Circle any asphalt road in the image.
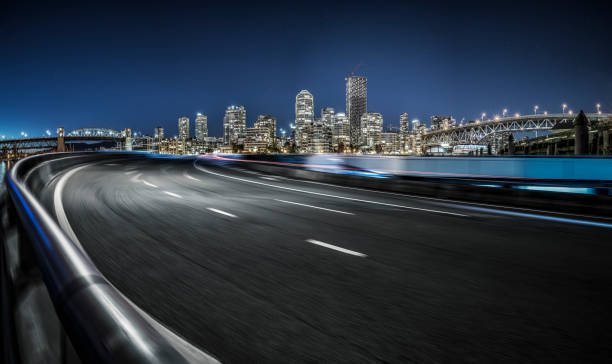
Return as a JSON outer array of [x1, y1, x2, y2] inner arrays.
[[37, 155, 612, 363]]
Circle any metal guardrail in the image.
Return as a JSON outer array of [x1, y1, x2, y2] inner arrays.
[[1, 154, 192, 363]]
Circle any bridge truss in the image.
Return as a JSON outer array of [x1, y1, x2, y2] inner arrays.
[[422, 113, 611, 148]]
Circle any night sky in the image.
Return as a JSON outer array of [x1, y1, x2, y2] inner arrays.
[[1, 1, 611, 138]]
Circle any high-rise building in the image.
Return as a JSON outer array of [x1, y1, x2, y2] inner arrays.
[[295, 90, 314, 150], [223, 105, 246, 145], [346, 75, 367, 147], [332, 112, 350, 151], [254, 114, 276, 140], [309, 118, 331, 153], [178, 117, 190, 139], [399, 113, 410, 153], [195, 113, 208, 141], [430, 116, 456, 131], [414, 124, 427, 155], [400, 113, 410, 133], [321, 107, 335, 127], [382, 132, 400, 154], [154, 126, 164, 141], [244, 115, 277, 153], [360, 112, 383, 152]]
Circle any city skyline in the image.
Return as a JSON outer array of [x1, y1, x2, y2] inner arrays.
[[2, 1, 612, 138]]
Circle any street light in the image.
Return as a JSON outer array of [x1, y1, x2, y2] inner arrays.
[[481, 112, 486, 122], [494, 115, 500, 121], [503, 108, 508, 117], [544, 111, 548, 115], [46, 130, 51, 136], [534, 105, 539, 115], [569, 110, 574, 116], [515, 113, 520, 118], [562, 103, 567, 114], [596, 103, 601, 114]]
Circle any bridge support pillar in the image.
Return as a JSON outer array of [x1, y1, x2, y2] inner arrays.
[[574, 111, 588, 155], [57, 127, 65, 152]]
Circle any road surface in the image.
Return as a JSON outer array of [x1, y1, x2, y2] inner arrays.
[[36, 155, 612, 363]]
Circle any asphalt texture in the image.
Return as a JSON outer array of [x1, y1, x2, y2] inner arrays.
[[36, 155, 612, 363]]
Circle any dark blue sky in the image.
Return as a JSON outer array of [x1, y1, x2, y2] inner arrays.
[[1, 1, 611, 138]]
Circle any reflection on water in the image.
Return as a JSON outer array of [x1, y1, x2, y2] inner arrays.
[[0, 162, 5, 186]]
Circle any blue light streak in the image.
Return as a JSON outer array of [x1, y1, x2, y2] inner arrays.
[[458, 204, 612, 229]]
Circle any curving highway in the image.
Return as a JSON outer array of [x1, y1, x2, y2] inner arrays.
[[35, 154, 612, 363]]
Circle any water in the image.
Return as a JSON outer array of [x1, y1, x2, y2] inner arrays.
[[0, 161, 5, 183]]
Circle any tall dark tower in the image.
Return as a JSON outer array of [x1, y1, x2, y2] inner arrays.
[[345, 76, 367, 148], [573, 110, 589, 155]]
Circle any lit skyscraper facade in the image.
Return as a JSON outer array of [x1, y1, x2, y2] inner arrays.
[[321, 107, 335, 127], [360, 112, 383, 152], [332, 112, 350, 150], [382, 132, 400, 154], [400, 113, 410, 133], [154, 126, 164, 141], [430, 116, 456, 131], [178, 116, 190, 139], [295, 90, 314, 150], [309, 118, 331, 153], [399, 113, 410, 153], [223, 105, 246, 145], [346, 76, 367, 148], [254, 114, 276, 140], [195, 113, 208, 141]]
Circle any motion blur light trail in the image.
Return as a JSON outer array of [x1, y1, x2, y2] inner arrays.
[[28, 154, 612, 363]]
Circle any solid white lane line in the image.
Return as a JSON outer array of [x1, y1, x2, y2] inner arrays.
[[185, 173, 200, 181], [142, 180, 158, 188], [163, 191, 183, 198], [260, 176, 278, 181], [207, 208, 237, 218], [54, 165, 91, 250], [195, 164, 467, 217], [124, 170, 138, 175], [305, 239, 367, 258], [105, 163, 119, 166], [275, 199, 354, 215]]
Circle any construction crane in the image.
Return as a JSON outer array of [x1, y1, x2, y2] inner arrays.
[[346, 62, 364, 78]]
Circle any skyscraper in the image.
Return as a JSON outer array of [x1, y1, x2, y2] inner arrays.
[[154, 126, 164, 141], [399, 113, 410, 133], [360, 112, 383, 152], [399, 113, 409, 153], [332, 112, 350, 151], [244, 115, 277, 152], [223, 105, 246, 145], [254, 114, 276, 141], [430, 116, 456, 131], [178, 117, 190, 139], [295, 90, 314, 150], [346, 75, 367, 148], [309, 118, 331, 153], [321, 107, 335, 127], [195, 113, 208, 141]]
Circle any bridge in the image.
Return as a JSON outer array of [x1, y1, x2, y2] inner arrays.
[[2, 152, 612, 363], [422, 113, 612, 148], [0, 127, 124, 161]]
